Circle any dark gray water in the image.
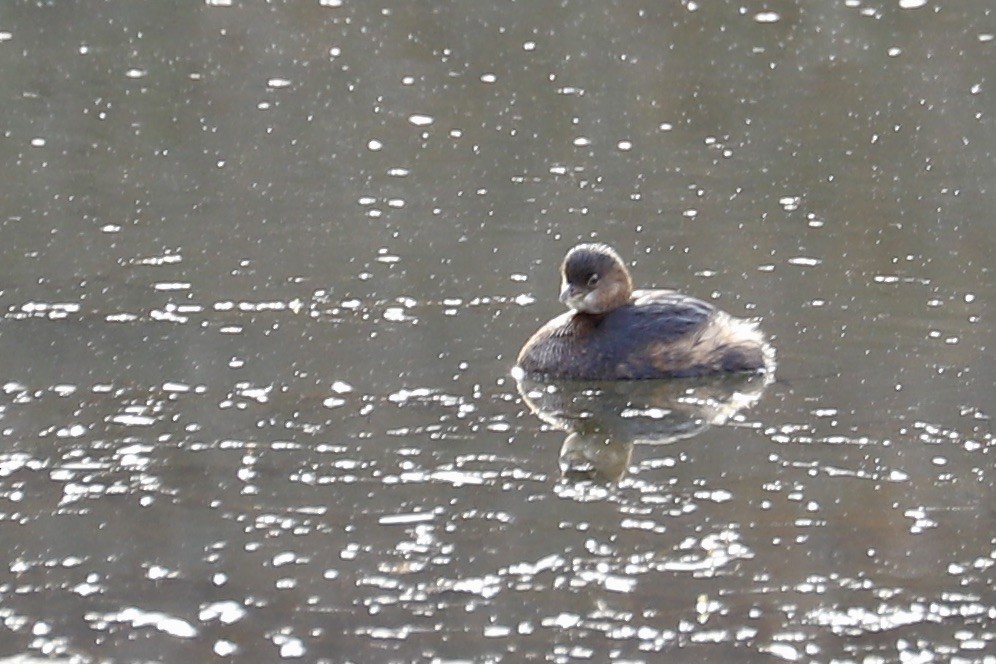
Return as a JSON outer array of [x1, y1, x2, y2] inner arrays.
[[1, 1, 993, 661]]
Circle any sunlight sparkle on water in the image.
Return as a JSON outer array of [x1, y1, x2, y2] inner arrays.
[[408, 114, 434, 126], [89, 608, 197, 639], [199, 601, 246, 625], [787, 256, 821, 267]]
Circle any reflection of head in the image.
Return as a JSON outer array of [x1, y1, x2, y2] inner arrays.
[[559, 431, 632, 483]]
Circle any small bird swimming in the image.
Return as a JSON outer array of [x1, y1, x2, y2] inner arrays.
[[516, 243, 774, 380]]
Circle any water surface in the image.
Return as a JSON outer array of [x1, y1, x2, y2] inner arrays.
[[1, 0, 993, 661]]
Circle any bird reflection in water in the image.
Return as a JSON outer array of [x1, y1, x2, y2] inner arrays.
[[515, 370, 773, 483]]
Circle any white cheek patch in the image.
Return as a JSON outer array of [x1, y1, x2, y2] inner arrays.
[[582, 291, 601, 312], [565, 295, 585, 311]]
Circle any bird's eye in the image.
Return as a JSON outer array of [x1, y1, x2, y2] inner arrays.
[[587, 274, 599, 287]]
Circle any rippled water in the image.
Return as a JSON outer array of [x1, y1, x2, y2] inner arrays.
[[1, 0, 993, 662]]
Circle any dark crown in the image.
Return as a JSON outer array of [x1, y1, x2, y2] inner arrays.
[[562, 244, 622, 286]]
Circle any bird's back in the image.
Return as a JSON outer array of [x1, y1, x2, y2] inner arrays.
[[517, 289, 771, 380]]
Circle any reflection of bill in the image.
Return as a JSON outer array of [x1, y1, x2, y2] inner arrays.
[[515, 371, 772, 482]]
